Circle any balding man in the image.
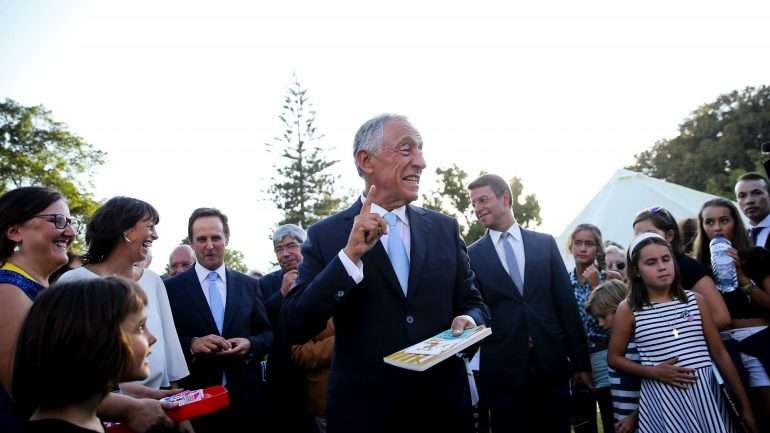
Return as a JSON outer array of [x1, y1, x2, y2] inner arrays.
[[167, 245, 196, 278]]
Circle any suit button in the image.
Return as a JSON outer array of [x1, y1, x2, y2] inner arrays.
[[405, 315, 414, 324], [336, 290, 345, 298]]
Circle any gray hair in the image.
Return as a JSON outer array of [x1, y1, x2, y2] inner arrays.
[[272, 224, 306, 244], [352, 113, 411, 177]]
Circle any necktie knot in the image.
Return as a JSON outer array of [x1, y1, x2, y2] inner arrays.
[[207, 271, 217, 282], [384, 212, 398, 228]]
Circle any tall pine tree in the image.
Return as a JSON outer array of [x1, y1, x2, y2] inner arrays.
[[266, 75, 341, 228]]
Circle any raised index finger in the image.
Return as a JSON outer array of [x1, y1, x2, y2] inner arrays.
[[361, 185, 377, 215]]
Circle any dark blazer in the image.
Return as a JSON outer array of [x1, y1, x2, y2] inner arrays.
[[259, 270, 284, 326], [165, 266, 273, 425], [468, 229, 590, 406], [260, 270, 316, 432], [282, 201, 490, 433]]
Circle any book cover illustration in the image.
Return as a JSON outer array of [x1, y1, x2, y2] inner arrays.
[[384, 326, 491, 371]]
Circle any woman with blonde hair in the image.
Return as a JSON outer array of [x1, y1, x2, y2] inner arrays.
[[567, 223, 614, 433]]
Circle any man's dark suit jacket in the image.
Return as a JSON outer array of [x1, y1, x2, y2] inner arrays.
[[259, 270, 316, 433], [468, 228, 590, 407], [282, 201, 490, 433], [165, 266, 273, 429]]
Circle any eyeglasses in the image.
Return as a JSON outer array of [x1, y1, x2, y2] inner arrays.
[[33, 214, 82, 233], [608, 262, 626, 271]]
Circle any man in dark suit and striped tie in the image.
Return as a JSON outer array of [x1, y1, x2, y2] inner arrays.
[[735, 172, 770, 249], [467, 174, 592, 433]]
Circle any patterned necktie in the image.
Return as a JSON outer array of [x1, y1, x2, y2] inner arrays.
[[384, 212, 409, 295], [207, 271, 225, 333], [501, 232, 524, 294], [749, 227, 763, 246]]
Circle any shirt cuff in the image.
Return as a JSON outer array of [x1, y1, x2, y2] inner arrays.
[[338, 249, 364, 284]]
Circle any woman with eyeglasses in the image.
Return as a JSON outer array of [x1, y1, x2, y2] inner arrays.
[[692, 198, 770, 431], [58, 196, 191, 432], [632, 206, 731, 329], [0, 187, 78, 433], [566, 224, 619, 433]]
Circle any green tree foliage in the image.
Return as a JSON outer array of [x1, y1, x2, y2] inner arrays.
[[266, 76, 341, 228], [0, 98, 105, 217], [422, 165, 542, 244], [223, 249, 249, 273], [1, 98, 106, 252], [629, 86, 770, 198]]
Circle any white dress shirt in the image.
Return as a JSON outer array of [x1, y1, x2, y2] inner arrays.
[[195, 262, 227, 309], [339, 195, 411, 284], [488, 223, 526, 284], [749, 213, 770, 247]]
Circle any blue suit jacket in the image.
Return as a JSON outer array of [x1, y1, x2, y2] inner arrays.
[[282, 201, 489, 432], [468, 229, 590, 406], [165, 267, 272, 409]]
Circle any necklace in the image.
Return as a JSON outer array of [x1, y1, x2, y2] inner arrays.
[[650, 297, 682, 339]]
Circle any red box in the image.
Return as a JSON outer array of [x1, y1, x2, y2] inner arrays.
[[106, 386, 229, 433]]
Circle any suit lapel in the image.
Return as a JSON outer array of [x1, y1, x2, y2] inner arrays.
[[480, 231, 523, 300], [186, 269, 219, 334], [406, 205, 429, 299]]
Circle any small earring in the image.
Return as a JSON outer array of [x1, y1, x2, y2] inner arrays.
[[13, 243, 20, 252], [123, 233, 133, 244]]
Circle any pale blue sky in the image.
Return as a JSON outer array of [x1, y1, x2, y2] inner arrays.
[[2, 0, 769, 273]]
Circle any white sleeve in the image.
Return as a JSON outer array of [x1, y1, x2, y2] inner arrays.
[[337, 249, 364, 284], [154, 274, 190, 382]]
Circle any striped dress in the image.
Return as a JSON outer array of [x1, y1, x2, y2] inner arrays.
[[633, 291, 733, 433], [608, 340, 641, 423]]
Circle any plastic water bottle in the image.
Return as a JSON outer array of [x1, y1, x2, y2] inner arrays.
[[710, 235, 737, 293]]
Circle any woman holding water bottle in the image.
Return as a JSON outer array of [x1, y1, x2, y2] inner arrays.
[[632, 207, 732, 329], [693, 197, 770, 431]]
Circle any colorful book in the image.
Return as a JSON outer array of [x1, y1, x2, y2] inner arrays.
[[384, 326, 492, 372]]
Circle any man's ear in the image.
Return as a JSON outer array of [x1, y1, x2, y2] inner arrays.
[[355, 150, 374, 176], [503, 192, 512, 208]]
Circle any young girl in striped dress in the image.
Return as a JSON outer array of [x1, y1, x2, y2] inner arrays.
[[607, 233, 757, 433]]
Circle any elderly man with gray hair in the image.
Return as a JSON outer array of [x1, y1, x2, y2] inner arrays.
[[261, 224, 331, 433], [282, 114, 488, 433]]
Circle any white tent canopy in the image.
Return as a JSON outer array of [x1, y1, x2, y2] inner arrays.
[[556, 169, 732, 267]]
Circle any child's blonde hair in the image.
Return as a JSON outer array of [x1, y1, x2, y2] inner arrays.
[[585, 279, 628, 317]]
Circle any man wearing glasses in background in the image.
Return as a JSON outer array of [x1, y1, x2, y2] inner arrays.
[[261, 224, 331, 433]]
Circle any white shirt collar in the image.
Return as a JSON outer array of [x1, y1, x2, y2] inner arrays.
[[359, 194, 409, 226], [751, 213, 770, 229], [489, 223, 522, 244], [195, 262, 226, 284]]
